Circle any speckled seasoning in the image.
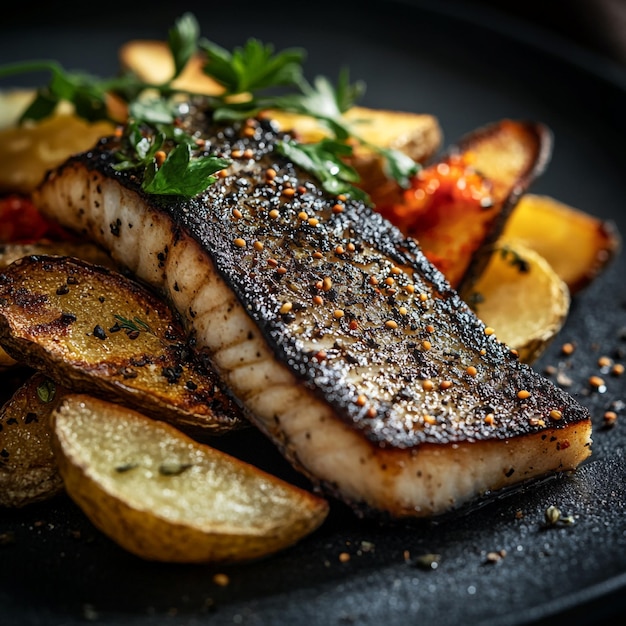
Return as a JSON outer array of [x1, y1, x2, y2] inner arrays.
[[32, 102, 592, 519]]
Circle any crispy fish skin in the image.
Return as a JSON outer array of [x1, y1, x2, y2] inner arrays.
[[33, 108, 592, 517]]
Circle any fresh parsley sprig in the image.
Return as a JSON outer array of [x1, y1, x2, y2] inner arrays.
[[207, 68, 418, 199], [271, 73, 419, 190], [113, 119, 231, 197], [0, 61, 125, 123], [199, 37, 306, 95], [0, 11, 420, 200], [276, 139, 368, 201], [143, 144, 230, 197]]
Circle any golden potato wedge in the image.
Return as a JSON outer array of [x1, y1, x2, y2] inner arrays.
[[0, 255, 244, 435], [0, 241, 116, 370], [51, 394, 329, 563], [263, 106, 442, 172], [0, 373, 67, 507], [0, 92, 115, 194], [465, 240, 570, 364], [119, 39, 225, 95], [376, 119, 552, 291], [501, 193, 621, 294]]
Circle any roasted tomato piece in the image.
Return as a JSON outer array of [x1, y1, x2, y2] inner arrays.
[[376, 120, 552, 291], [377, 153, 495, 288], [0, 194, 73, 244]]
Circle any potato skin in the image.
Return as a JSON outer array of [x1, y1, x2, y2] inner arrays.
[[376, 119, 553, 292]]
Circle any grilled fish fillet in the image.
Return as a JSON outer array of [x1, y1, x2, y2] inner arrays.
[[33, 105, 592, 518]]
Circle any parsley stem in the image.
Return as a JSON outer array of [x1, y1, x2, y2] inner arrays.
[[0, 59, 64, 79]]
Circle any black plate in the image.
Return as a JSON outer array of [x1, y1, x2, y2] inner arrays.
[[1, 2, 625, 625]]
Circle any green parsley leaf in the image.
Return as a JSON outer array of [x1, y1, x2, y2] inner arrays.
[[113, 121, 165, 171], [168, 12, 200, 79], [142, 143, 230, 196], [276, 138, 368, 201], [199, 37, 305, 95], [377, 146, 420, 189], [0, 60, 112, 122], [273, 71, 365, 140], [128, 97, 177, 125]]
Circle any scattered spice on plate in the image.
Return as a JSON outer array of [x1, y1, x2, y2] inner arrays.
[[407, 553, 441, 570], [543, 505, 575, 528], [0, 531, 16, 546], [212, 573, 230, 587], [485, 549, 507, 564], [603, 411, 618, 427]]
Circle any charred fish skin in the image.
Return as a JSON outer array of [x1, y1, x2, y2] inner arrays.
[[34, 108, 592, 517]]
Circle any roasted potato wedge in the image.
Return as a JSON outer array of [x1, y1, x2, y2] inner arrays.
[[0, 92, 115, 195], [0, 240, 116, 369], [466, 240, 570, 364], [51, 394, 329, 563], [0, 372, 67, 507], [0, 255, 244, 434], [263, 106, 443, 184], [376, 119, 552, 291], [501, 193, 621, 294], [119, 39, 225, 95]]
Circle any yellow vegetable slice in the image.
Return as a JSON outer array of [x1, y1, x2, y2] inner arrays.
[[263, 106, 441, 160], [501, 193, 621, 294], [51, 394, 329, 563], [0, 92, 115, 194], [466, 240, 570, 364], [0, 89, 35, 130], [119, 39, 225, 95]]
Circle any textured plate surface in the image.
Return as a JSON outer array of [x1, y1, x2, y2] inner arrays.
[[1, 1, 625, 625]]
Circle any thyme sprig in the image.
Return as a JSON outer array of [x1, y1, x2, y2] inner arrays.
[[114, 315, 154, 336]]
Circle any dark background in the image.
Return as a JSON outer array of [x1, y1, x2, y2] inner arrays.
[[1, 0, 625, 66], [1, 2, 625, 626], [475, 0, 626, 66]]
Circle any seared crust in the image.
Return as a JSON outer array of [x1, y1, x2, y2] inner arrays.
[[39, 110, 589, 447], [32, 105, 592, 516]]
